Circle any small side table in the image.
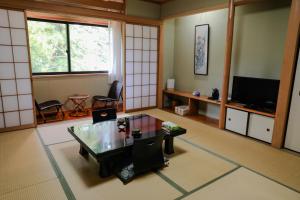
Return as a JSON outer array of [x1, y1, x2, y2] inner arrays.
[[68, 95, 90, 117]]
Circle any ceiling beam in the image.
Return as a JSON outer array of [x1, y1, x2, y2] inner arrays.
[[0, 0, 162, 25], [34, 0, 125, 12]]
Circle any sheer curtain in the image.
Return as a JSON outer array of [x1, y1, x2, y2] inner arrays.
[[108, 20, 123, 84]]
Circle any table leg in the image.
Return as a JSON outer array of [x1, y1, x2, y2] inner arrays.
[[99, 158, 112, 178], [79, 145, 89, 156], [164, 137, 175, 154]]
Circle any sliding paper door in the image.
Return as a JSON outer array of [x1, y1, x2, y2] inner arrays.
[[0, 9, 35, 131], [125, 23, 158, 111]]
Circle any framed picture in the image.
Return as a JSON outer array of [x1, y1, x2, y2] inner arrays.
[[194, 24, 209, 75]]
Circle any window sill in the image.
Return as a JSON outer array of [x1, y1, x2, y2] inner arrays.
[[32, 72, 109, 79]]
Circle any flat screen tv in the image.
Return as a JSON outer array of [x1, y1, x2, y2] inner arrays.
[[231, 76, 280, 112]]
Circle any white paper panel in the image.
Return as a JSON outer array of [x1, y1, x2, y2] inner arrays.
[[150, 27, 158, 39], [20, 109, 34, 125], [150, 51, 157, 62], [11, 29, 27, 45], [0, 9, 34, 129], [0, 46, 13, 62], [150, 96, 157, 107], [143, 39, 150, 50], [126, 98, 133, 110], [143, 26, 150, 38], [134, 38, 142, 50], [150, 39, 157, 51], [2, 96, 18, 112], [126, 50, 133, 62], [0, 113, 4, 128], [134, 97, 141, 109], [150, 62, 157, 73], [15, 63, 30, 78], [134, 74, 141, 86], [142, 63, 149, 74], [18, 94, 33, 110], [1, 80, 17, 96], [150, 74, 157, 85], [126, 74, 133, 86], [0, 63, 15, 79], [134, 25, 142, 37], [13, 46, 29, 62], [126, 87, 133, 98], [142, 97, 149, 108], [4, 111, 20, 127], [142, 51, 150, 62], [126, 24, 133, 37], [134, 86, 141, 97], [126, 62, 133, 74], [134, 62, 142, 74], [126, 37, 133, 49], [142, 74, 149, 85], [142, 85, 149, 96], [125, 24, 158, 110], [134, 50, 142, 62], [8, 11, 25, 28], [0, 28, 11, 45], [0, 9, 9, 27], [150, 85, 157, 96], [16, 79, 32, 94]]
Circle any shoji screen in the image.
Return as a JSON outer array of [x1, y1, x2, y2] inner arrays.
[[0, 9, 35, 131], [125, 24, 158, 111]]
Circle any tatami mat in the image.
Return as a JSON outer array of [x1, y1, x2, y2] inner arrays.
[[38, 118, 91, 146], [161, 139, 237, 191], [182, 167, 300, 200], [137, 109, 300, 192], [38, 113, 129, 146], [0, 129, 57, 196], [49, 141, 182, 200], [0, 179, 67, 200]]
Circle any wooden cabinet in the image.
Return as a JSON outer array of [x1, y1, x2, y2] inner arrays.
[[248, 114, 274, 143], [225, 107, 275, 143], [225, 108, 248, 135]]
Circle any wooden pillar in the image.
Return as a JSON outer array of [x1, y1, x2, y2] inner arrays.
[[272, 0, 300, 148], [157, 24, 164, 108], [219, 0, 236, 129]]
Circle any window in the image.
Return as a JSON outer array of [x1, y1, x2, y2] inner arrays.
[[28, 19, 109, 75]]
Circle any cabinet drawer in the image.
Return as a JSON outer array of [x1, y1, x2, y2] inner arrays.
[[225, 108, 248, 135], [248, 114, 274, 143]]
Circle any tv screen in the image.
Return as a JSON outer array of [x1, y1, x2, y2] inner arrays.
[[231, 76, 280, 112]]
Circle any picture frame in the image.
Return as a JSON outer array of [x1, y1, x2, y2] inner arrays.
[[194, 24, 209, 75]]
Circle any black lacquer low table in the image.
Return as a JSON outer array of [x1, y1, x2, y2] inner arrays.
[[68, 114, 186, 178]]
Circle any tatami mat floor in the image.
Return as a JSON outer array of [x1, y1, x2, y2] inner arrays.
[[0, 109, 300, 200]]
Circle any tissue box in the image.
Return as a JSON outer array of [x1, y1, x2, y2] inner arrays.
[[175, 105, 189, 116]]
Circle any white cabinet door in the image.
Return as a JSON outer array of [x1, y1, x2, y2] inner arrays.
[[225, 108, 248, 135], [248, 114, 274, 143], [285, 50, 300, 152]]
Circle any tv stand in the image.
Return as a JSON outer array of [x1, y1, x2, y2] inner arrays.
[[226, 102, 275, 118]]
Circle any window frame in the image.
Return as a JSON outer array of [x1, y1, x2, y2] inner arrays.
[[28, 18, 109, 75]]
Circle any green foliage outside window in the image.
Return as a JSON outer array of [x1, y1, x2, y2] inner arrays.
[[28, 20, 109, 74]]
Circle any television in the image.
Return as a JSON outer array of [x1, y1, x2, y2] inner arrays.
[[231, 76, 280, 112]]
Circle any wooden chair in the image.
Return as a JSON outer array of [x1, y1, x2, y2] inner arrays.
[[35, 100, 64, 123], [92, 108, 117, 124], [115, 134, 165, 184], [92, 80, 123, 110]]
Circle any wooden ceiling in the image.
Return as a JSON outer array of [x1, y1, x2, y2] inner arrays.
[[142, 0, 172, 4]]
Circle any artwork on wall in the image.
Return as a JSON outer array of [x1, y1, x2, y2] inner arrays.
[[194, 24, 209, 75]]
